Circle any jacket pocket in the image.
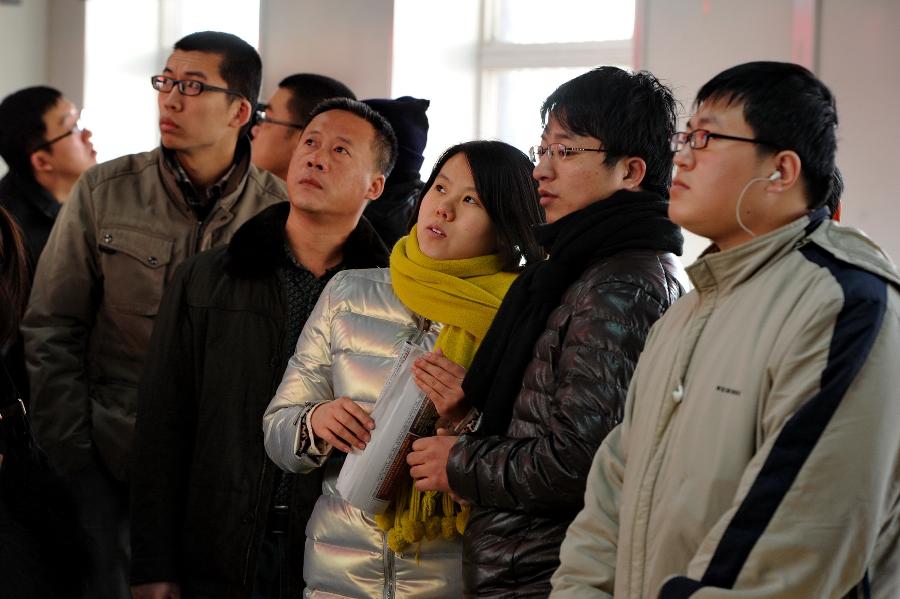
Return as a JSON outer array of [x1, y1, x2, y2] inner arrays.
[[98, 226, 174, 315]]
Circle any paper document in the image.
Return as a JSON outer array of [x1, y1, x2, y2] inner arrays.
[[336, 341, 438, 514]]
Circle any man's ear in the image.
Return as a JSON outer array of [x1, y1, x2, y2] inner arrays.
[[620, 156, 646, 190], [231, 97, 253, 128], [765, 150, 802, 193], [30, 150, 54, 174], [365, 174, 386, 201]]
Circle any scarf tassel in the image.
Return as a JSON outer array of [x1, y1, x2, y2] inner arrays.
[[377, 482, 469, 554]]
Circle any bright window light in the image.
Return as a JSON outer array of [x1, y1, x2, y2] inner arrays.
[[491, 0, 635, 44], [481, 67, 596, 155], [161, 0, 259, 48]]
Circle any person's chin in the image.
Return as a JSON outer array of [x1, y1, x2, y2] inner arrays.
[[159, 131, 185, 149], [417, 238, 444, 260]]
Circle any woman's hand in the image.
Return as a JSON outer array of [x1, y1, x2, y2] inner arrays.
[[309, 397, 375, 453], [407, 435, 458, 494], [412, 349, 468, 423]]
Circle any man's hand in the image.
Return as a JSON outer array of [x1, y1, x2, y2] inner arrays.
[[309, 397, 375, 453], [131, 582, 181, 599], [407, 435, 459, 493], [412, 349, 468, 423]]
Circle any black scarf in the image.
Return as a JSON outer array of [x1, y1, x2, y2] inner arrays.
[[464, 189, 683, 436]]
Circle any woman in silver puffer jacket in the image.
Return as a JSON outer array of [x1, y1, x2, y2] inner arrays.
[[263, 140, 544, 599]]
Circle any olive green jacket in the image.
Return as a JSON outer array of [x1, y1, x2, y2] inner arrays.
[[23, 145, 286, 481]]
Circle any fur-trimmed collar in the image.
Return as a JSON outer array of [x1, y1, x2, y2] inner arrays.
[[224, 202, 390, 278]]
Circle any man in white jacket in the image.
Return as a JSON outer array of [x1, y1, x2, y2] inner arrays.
[[552, 61, 900, 598]]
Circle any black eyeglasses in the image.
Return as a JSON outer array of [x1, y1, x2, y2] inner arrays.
[[151, 75, 243, 98], [529, 143, 606, 164], [32, 120, 83, 153], [254, 107, 304, 130], [670, 129, 778, 152]]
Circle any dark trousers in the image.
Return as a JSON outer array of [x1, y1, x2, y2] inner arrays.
[[252, 528, 294, 599], [68, 457, 130, 599]]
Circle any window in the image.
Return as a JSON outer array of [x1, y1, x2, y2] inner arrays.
[[392, 0, 638, 176], [480, 0, 637, 153]]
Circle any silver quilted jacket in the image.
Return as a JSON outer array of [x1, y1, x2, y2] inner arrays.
[[263, 267, 462, 598]]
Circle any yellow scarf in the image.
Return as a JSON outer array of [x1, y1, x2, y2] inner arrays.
[[380, 227, 517, 553]]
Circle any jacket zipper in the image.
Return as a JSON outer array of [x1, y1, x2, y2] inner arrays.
[[383, 533, 395, 599]]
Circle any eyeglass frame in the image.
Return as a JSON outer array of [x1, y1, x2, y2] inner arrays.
[[31, 120, 83, 153], [529, 143, 606, 163], [670, 129, 779, 153], [254, 106, 305, 131], [150, 75, 244, 99]]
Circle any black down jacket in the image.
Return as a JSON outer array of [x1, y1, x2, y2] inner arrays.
[[129, 202, 389, 598], [447, 249, 685, 598]]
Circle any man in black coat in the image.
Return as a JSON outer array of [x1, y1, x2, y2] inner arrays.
[[407, 67, 687, 597], [0, 86, 97, 269], [129, 98, 397, 599]]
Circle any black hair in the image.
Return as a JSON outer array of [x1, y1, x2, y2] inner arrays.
[[825, 166, 843, 218], [307, 97, 398, 177], [413, 141, 544, 272], [696, 61, 838, 210], [0, 86, 63, 179], [174, 31, 261, 136], [278, 74, 356, 126], [540, 66, 677, 198], [0, 206, 29, 345]]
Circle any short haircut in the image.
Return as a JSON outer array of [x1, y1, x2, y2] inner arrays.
[[541, 66, 677, 198], [696, 61, 838, 210], [174, 31, 262, 105], [307, 98, 398, 177], [413, 141, 544, 272], [0, 86, 63, 179], [278, 74, 356, 127]]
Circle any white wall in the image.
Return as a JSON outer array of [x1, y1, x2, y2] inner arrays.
[[819, 0, 900, 263], [258, 0, 394, 100], [0, 0, 49, 175], [0, 0, 49, 98], [46, 0, 86, 108]]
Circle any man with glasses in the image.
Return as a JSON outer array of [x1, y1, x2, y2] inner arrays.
[[552, 62, 900, 598], [22, 31, 284, 599], [0, 86, 96, 268], [406, 66, 686, 596], [251, 73, 355, 181]]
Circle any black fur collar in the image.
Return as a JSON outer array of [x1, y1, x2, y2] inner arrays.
[[225, 202, 390, 278]]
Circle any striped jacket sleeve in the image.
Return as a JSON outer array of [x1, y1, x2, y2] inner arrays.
[[660, 248, 900, 599]]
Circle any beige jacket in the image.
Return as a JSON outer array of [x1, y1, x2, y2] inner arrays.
[[23, 145, 286, 481], [552, 213, 900, 598]]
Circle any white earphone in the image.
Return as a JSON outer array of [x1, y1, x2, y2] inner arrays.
[[735, 170, 784, 237]]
